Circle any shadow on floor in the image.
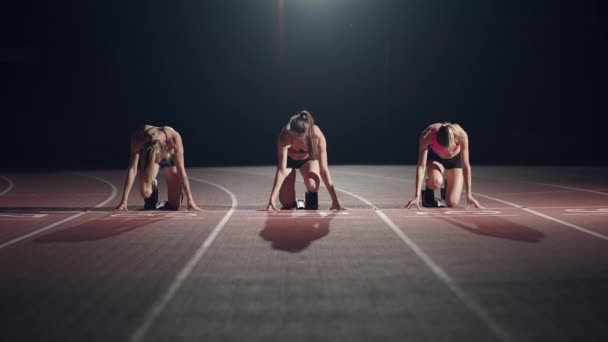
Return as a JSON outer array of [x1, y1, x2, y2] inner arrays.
[[437, 214, 544, 242], [259, 211, 338, 252], [34, 216, 162, 243]]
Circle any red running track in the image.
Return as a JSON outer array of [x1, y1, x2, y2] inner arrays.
[[0, 166, 606, 342]]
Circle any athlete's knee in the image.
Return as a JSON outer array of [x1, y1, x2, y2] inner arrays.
[[279, 191, 296, 209], [304, 177, 320, 192], [140, 185, 153, 198], [446, 198, 460, 208], [426, 177, 443, 190], [140, 177, 158, 198], [163, 202, 180, 211], [279, 198, 296, 209]]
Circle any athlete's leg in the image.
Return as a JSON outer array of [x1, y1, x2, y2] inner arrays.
[[279, 169, 297, 209]]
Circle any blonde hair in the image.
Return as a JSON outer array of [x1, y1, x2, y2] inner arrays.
[[139, 140, 163, 185], [286, 110, 319, 159], [436, 122, 458, 152]]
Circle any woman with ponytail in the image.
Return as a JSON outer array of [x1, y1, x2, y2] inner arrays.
[[115, 125, 202, 211], [405, 122, 482, 209], [266, 110, 344, 211]]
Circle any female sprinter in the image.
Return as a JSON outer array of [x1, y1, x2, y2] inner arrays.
[[266, 110, 344, 211], [115, 125, 202, 211], [405, 122, 482, 209]]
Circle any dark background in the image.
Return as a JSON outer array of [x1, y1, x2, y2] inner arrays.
[[2, 0, 607, 170]]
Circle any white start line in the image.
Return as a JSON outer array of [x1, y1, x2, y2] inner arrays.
[[0, 213, 49, 220], [562, 208, 608, 215], [105, 212, 203, 219]]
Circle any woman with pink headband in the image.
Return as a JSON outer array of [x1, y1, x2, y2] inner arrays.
[[405, 122, 482, 209]]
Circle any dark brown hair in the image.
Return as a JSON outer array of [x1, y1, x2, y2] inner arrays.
[[287, 110, 318, 159]]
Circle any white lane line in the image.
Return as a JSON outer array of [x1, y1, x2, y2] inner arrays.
[[474, 175, 608, 197], [0, 175, 15, 196], [128, 176, 238, 342], [0, 219, 49, 221], [246, 216, 367, 220], [522, 205, 608, 209], [394, 214, 520, 219], [484, 190, 590, 196], [334, 170, 608, 241], [335, 186, 513, 342], [528, 182, 608, 196], [100, 217, 207, 221], [0, 174, 117, 250], [0, 214, 48, 218], [473, 193, 608, 241], [214, 167, 512, 342]]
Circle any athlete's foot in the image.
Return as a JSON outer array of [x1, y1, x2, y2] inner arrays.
[[304, 192, 319, 210], [143, 179, 159, 210]]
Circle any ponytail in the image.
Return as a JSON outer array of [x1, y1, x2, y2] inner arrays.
[[437, 122, 458, 152], [140, 140, 163, 185], [287, 110, 319, 159]]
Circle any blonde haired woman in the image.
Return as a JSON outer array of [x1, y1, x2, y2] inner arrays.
[[115, 125, 202, 211], [405, 122, 482, 209], [266, 110, 344, 211]]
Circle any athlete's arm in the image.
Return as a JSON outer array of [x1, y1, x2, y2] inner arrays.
[[455, 125, 482, 209], [317, 127, 343, 210], [116, 134, 141, 211], [267, 129, 291, 211], [405, 127, 432, 209], [171, 131, 202, 211]]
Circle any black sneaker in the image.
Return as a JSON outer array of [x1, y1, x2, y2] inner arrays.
[[143, 180, 158, 210], [422, 188, 436, 207], [304, 192, 318, 210]]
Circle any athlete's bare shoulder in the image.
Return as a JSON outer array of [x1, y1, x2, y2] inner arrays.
[[278, 127, 291, 146], [130, 133, 145, 152], [162, 126, 177, 133], [452, 124, 467, 139], [312, 125, 323, 136], [131, 125, 156, 151], [420, 125, 434, 143]]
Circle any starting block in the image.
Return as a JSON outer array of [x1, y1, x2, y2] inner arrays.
[[296, 199, 305, 210], [295, 191, 319, 210], [422, 183, 447, 208]]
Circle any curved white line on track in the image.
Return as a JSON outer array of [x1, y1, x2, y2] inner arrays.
[[128, 176, 238, 342], [0, 174, 117, 250], [74, 174, 118, 209], [213, 167, 512, 342], [0, 175, 15, 196], [334, 170, 608, 241]]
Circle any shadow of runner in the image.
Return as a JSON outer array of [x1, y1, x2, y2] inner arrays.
[[259, 211, 338, 252], [437, 214, 545, 243], [0, 207, 115, 213], [34, 216, 163, 243]]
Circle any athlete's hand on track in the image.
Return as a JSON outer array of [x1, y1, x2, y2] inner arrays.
[[115, 201, 129, 211], [405, 196, 421, 209], [466, 195, 483, 209], [187, 202, 204, 211], [266, 201, 279, 212], [330, 202, 346, 211]]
